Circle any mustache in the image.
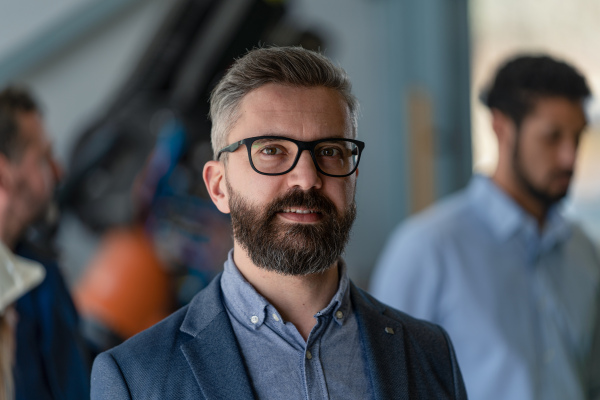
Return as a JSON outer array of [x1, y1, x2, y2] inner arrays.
[[551, 170, 574, 180], [265, 188, 337, 218]]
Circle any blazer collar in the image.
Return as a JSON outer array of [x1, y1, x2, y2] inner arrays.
[[179, 276, 413, 400], [179, 274, 255, 400]]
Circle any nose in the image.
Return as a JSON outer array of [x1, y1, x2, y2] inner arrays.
[[286, 150, 322, 190], [50, 157, 64, 184], [558, 137, 578, 170]]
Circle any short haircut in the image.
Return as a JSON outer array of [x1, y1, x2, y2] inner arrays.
[[0, 86, 40, 161], [209, 46, 358, 159], [480, 54, 591, 128]]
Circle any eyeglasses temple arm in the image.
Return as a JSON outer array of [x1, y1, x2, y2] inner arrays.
[[217, 140, 244, 159]]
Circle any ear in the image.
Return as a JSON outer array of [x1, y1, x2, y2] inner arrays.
[[0, 154, 14, 206], [0, 154, 13, 192], [491, 109, 516, 144], [203, 160, 230, 214]]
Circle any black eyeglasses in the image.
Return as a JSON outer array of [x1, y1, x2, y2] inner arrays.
[[217, 136, 365, 177]]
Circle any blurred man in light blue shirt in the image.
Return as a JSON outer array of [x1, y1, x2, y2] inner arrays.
[[370, 54, 600, 400]]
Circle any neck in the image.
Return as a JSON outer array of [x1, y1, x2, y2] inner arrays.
[[491, 170, 548, 229], [232, 242, 340, 341]]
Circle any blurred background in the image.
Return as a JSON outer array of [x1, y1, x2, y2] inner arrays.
[[1, 0, 598, 346]]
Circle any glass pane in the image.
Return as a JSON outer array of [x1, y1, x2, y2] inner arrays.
[[250, 138, 297, 173], [315, 140, 358, 175]]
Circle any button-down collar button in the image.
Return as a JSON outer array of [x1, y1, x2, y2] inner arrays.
[[335, 311, 344, 319], [385, 327, 395, 335], [272, 313, 280, 322], [306, 351, 313, 360], [250, 316, 259, 324]]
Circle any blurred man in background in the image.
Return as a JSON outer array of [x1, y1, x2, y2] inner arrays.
[[370, 54, 600, 399], [0, 86, 91, 399]]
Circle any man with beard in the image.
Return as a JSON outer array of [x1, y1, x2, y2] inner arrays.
[[91, 46, 467, 399], [0, 86, 91, 399], [370, 54, 600, 400]]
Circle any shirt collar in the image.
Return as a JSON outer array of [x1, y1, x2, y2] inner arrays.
[[469, 175, 571, 249], [316, 258, 351, 327], [220, 250, 351, 330]]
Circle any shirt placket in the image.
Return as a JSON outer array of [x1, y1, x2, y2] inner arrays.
[[303, 316, 329, 400], [534, 244, 580, 400]]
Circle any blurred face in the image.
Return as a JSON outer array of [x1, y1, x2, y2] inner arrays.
[[219, 84, 358, 275], [511, 97, 586, 205], [9, 112, 60, 232]]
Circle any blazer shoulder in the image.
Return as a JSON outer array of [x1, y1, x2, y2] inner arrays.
[[106, 304, 190, 364], [352, 283, 455, 354], [103, 274, 226, 369], [352, 284, 467, 399], [92, 276, 232, 399]]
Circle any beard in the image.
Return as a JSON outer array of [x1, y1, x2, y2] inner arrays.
[[512, 137, 573, 207], [12, 179, 56, 245], [227, 183, 356, 276]]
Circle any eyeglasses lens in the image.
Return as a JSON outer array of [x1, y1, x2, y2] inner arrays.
[[249, 138, 359, 176]]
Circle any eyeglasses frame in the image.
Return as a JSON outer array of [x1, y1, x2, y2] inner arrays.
[[217, 135, 365, 177]]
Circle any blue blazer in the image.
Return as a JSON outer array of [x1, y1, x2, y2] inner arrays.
[[92, 274, 467, 399]]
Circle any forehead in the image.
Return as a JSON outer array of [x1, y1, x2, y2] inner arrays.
[[16, 111, 48, 145], [523, 96, 587, 132], [229, 83, 353, 142]]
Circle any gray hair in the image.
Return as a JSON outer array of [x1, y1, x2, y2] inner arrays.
[[209, 46, 359, 159]]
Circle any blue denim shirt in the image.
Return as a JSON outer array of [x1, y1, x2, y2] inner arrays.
[[371, 175, 600, 400], [221, 251, 372, 399]]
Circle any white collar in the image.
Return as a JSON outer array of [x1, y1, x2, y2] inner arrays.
[[0, 241, 45, 314]]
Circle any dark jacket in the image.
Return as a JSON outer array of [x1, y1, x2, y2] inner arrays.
[[91, 274, 467, 399], [14, 245, 91, 400]]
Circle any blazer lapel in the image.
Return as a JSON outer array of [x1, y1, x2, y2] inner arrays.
[[351, 284, 409, 400], [179, 275, 255, 400]]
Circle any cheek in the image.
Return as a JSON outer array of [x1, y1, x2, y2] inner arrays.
[[29, 165, 49, 193], [41, 163, 54, 192], [516, 136, 544, 170], [226, 167, 280, 205], [325, 179, 356, 210], [24, 160, 54, 200]]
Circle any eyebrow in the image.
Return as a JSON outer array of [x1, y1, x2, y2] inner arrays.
[[253, 132, 349, 139]]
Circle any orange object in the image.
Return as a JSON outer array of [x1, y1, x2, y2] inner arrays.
[[74, 226, 174, 340]]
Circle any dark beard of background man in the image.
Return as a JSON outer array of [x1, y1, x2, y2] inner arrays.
[[227, 182, 357, 276], [512, 132, 574, 207]]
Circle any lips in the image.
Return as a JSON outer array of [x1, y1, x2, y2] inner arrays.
[[280, 208, 321, 214], [263, 188, 336, 224], [277, 206, 324, 223]]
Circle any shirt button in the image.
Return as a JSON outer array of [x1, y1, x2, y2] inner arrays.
[[272, 313, 280, 322], [306, 351, 313, 360], [335, 311, 344, 319], [250, 316, 259, 324]]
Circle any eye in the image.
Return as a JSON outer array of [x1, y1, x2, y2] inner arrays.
[[260, 146, 284, 156], [318, 147, 342, 157], [547, 131, 561, 144]]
